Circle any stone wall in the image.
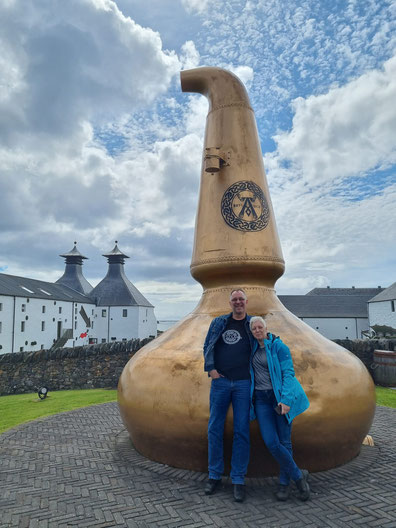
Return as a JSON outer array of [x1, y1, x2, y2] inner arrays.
[[0, 338, 153, 396], [333, 338, 396, 377], [1, 337, 395, 396]]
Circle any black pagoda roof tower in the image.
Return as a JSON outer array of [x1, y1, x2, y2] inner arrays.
[[56, 242, 93, 295], [89, 242, 153, 307]]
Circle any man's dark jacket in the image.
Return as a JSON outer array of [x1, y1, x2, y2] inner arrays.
[[203, 313, 254, 373]]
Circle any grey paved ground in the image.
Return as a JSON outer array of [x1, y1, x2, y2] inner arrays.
[[0, 403, 395, 528]]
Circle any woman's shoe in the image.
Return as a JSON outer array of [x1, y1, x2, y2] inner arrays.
[[295, 470, 310, 501], [275, 484, 290, 501]]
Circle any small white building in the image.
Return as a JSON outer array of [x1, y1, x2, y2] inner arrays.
[[89, 243, 157, 343], [279, 287, 384, 340], [0, 242, 157, 354], [368, 282, 396, 332]]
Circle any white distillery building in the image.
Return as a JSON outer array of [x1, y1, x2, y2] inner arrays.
[[0, 243, 157, 355], [368, 282, 396, 331], [279, 286, 385, 340]]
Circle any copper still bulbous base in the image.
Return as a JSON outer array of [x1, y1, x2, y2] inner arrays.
[[118, 289, 375, 476]]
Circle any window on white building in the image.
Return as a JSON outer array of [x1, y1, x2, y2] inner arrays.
[[21, 304, 26, 312], [111, 337, 116, 341], [59, 307, 62, 314], [0, 321, 2, 333], [102, 309, 107, 317], [392, 300, 395, 312], [41, 321, 45, 331], [123, 309, 127, 317], [42, 305, 46, 313], [101, 338, 106, 343], [21, 321, 25, 332], [0, 303, 3, 311], [41, 345, 44, 350], [20, 347, 24, 352]]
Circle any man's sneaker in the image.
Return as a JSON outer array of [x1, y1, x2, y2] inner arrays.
[[233, 484, 246, 502], [275, 484, 290, 501], [295, 469, 310, 501], [204, 478, 221, 495]]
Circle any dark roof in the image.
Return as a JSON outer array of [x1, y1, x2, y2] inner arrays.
[[59, 242, 88, 260], [56, 242, 93, 295], [89, 268, 153, 307], [0, 273, 93, 303], [279, 294, 370, 318], [306, 287, 384, 296], [56, 267, 93, 295], [102, 242, 129, 260], [368, 282, 396, 302], [89, 243, 153, 308]]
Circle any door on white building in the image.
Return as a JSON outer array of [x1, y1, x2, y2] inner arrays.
[[57, 321, 62, 339]]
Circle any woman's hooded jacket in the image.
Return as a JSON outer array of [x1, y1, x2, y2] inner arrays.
[[250, 333, 309, 424]]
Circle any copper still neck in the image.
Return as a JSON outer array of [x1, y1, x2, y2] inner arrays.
[[181, 67, 284, 300]]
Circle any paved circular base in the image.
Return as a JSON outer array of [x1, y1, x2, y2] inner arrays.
[[0, 403, 395, 527]]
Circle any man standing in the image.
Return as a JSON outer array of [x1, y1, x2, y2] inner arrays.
[[203, 289, 254, 502]]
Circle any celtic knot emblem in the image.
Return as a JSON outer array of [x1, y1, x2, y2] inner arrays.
[[221, 181, 270, 232]]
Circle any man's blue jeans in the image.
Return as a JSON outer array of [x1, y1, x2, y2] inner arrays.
[[254, 389, 302, 485], [208, 377, 251, 484]]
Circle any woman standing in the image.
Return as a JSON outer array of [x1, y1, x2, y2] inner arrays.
[[250, 316, 310, 501]]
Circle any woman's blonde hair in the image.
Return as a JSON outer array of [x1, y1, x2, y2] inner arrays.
[[249, 316, 267, 331]]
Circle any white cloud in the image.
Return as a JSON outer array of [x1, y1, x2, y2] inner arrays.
[[180, 40, 200, 70], [273, 54, 396, 184], [181, 0, 210, 15], [0, 0, 180, 144], [135, 280, 202, 320]]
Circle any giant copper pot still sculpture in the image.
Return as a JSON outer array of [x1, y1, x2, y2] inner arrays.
[[118, 67, 375, 476]]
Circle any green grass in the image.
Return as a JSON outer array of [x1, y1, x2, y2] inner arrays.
[[375, 386, 396, 408], [0, 389, 117, 434], [0, 386, 394, 435]]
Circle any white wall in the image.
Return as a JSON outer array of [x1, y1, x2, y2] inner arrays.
[[369, 301, 396, 329], [90, 305, 157, 343], [65, 302, 97, 348], [0, 295, 73, 353], [0, 295, 156, 354], [300, 317, 368, 340], [138, 306, 157, 339], [0, 295, 14, 354], [0, 295, 98, 354]]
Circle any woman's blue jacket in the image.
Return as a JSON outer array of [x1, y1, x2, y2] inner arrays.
[[250, 333, 309, 424]]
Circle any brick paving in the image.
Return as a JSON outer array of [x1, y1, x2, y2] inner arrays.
[[0, 403, 395, 528]]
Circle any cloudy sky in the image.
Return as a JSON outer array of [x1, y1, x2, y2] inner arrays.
[[1, 0, 395, 321]]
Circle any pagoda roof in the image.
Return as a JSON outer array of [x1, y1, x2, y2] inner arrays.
[[60, 242, 88, 259]]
